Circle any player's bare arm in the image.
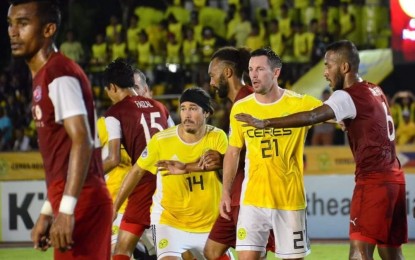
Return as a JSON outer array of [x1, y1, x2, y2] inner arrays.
[[220, 145, 241, 220], [113, 163, 146, 218], [235, 104, 336, 129], [103, 138, 121, 173], [49, 114, 93, 251], [156, 150, 224, 174]]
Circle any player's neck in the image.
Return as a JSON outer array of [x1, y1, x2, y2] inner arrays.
[[178, 124, 207, 143], [228, 80, 244, 103], [27, 45, 57, 77]]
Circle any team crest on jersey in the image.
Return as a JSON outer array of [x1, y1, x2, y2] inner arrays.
[[141, 147, 148, 158], [33, 86, 42, 102], [158, 238, 168, 249]]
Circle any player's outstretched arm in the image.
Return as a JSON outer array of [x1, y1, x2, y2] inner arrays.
[[113, 163, 146, 220], [235, 104, 335, 129]]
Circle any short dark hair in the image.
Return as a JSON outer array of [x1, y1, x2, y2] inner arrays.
[[211, 46, 251, 82], [250, 47, 282, 70], [326, 40, 360, 72], [104, 58, 135, 89], [9, 0, 61, 29]]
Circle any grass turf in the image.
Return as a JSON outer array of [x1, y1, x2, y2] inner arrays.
[[0, 243, 413, 259]]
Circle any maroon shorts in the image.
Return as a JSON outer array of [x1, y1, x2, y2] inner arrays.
[[48, 179, 112, 259], [208, 205, 275, 252], [349, 183, 407, 245], [54, 202, 112, 260], [122, 180, 156, 227]]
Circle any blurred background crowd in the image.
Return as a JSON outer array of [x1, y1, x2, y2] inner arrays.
[[0, 0, 414, 152]]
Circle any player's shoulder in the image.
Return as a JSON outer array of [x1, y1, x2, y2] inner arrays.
[[206, 125, 227, 137], [153, 125, 178, 140], [284, 89, 321, 103], [234, 93, 255, 107]]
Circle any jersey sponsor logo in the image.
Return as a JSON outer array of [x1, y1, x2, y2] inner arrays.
[[33, 86, 42, 102], [158, 238, 168, 249], [246, 127, 292, 138], [134, 100, 154, 108]]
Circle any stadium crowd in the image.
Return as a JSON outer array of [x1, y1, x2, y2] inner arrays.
[[1, 0, 414, 152]]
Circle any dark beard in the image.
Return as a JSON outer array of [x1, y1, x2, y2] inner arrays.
[[217, 74, 229, 99], [333, 74, 344, 91]]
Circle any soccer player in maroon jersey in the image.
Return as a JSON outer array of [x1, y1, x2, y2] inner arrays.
[[103, 59, 173, 260], [204, 46, 275, 260], [7, 0, 113, 259], [235, 40, 407, 260]]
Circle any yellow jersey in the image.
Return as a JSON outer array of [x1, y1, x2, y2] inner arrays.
[[97, 117, 130, 213], [229, 90, 322, 210], [137, 125, 228, 232]]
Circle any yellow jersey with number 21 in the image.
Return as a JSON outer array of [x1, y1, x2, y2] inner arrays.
[[229, 90, 322, 210]]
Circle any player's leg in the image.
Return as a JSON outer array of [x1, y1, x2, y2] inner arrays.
[[236, 205, 270, 260], [377, 245, 404, 260], [349, 183, 407, 260], [113, 220, 146, 259], [348, 238, 376, 260], [204, 205, 240, 260], [153, 224, 191, 260], [271, 209, 310, 260]]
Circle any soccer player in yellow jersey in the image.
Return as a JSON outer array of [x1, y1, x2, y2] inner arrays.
[[221, 48, 322, 260], [114, 87, 228, 260]]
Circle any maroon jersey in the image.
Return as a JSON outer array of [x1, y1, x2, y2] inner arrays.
[[343, 82, 404, 184], [32, 52, 110, 208], [231, 86, 253, 206], [104, 95, 170, 184]]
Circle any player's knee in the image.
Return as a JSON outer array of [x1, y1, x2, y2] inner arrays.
[[203, 246, 227, 260]]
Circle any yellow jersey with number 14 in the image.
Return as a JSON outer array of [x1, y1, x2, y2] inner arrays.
[[229, 90, 322, 210], [137, 125, 228, 232]]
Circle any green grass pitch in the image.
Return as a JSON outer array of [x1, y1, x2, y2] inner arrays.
[[0, 243, 413, 259]]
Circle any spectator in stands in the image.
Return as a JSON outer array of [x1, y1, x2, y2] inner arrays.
[[339, 2, 358, 45], [391, 90, 415, 128], [88, 33, 108, 95], [268, 19, 285, 60], [59, 29, 84, 65], [12, 127, 31, 151], [245, 22, 264, 51], [111, 32, 128, 61], [396, 110, 415, 145], [232, 7, 251, 47], [106, 14, 122, 44], [126, 14, 140, 57], [0, 107, 13, 151], [167, 13, 183, 42], [182, 26, 200, 84]]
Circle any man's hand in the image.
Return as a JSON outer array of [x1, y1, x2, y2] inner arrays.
[[219, 192, 232, 221], [235, 113, 267, 129], [112, 207, 118, 222], [49, 213, 74, 252], [31, 214, 53, 251], [198, 150, 223, 170], [156, 160, 187, 174]]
